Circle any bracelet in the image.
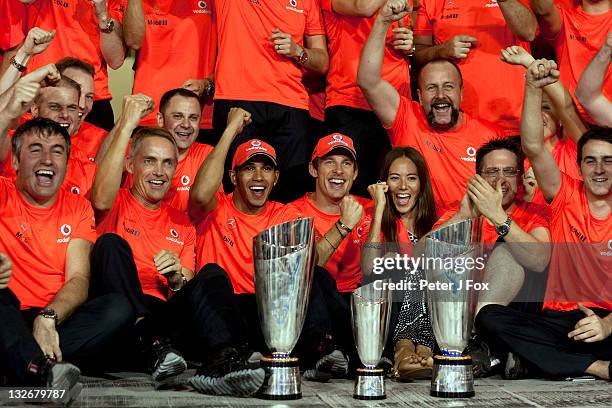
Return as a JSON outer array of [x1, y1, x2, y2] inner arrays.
[[168, 273, 187, 292], [323, 234, 338, 250], [10, 56, 26, 72], [204, 79, 215, 96], [336, 219, 352, 234]]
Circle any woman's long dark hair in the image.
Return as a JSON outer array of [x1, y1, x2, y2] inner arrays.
[[379, 147, 437, 242]]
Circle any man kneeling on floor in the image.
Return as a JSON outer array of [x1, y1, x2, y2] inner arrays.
[[89, 95, 264, 395], [0, 118, 132, 403]]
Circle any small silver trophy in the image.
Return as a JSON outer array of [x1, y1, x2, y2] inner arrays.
[[351, 280, 392, 400], [253, 218, 316, 400], [425, 218, 482, 398]]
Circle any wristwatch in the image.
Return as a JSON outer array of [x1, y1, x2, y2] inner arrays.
[[99, 18, 115, 34], [495, 216, 512, 237], [295, 48, 309, 65], [38, 308, 58, 326]]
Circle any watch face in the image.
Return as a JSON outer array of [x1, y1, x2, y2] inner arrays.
[[497, 224, 509, 236]]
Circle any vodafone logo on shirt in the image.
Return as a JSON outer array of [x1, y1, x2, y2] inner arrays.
[[178, 175, 191, 191], [194, 0, 212, 14], [57, 224, 72, 243], [485, 0, 499, 8], [461, 146, 477, 162], [166, 228, 184, 245], [286, 0, 304, 13]]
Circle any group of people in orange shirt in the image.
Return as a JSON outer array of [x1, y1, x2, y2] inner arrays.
[[0, 0, 610, 401]]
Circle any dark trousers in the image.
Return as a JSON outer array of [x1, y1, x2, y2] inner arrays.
[[0, 288, 132, 385], [89, 234, 245, 363], [213, 100, 311, 203], [476, 304, 612, 377], [325, 106, 392, 198], [86, 99, 115, 131]]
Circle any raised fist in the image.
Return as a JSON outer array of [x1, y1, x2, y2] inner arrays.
[[226, 107, 252, 135], [120, 94, 155, 129], [339, 196, 364, 230], [379, 0, 409, 24], [525, 59, 560, 89], [368, 182, 388, 211], [22, 27, 55, 56]]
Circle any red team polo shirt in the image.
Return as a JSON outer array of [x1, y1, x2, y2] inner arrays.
[[122, 0, 217, 128], [544, 174, 612, 312], [0, 177, 97, 309], [414, 0, 532, 135], [122, 142, 217, 213], [547, 5, 612, 122], [320, 0, 411, 111], [24, 0, 125, 101], [214, 0, 325, 110], [96, 189, 196, 301], [387, 96, 503, 211], [285, 194, 372, 292], [0, 0, 27, 54], [72, 121, 107, 162], [195, 192, 289, 294]]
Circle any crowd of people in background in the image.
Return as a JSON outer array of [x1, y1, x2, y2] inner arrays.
[[0, 0, 610, 401]]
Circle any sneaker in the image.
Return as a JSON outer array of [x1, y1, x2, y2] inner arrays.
[[46, 362, 82, 407], [150, 338, 187, 384], [464, 335, 501, 378], [303, 349, 349, 382], [503, 352, 528, 380], [189, 347, 265, 397]]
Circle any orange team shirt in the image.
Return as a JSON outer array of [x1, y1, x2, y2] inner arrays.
[[195, 192, 292, 294], [547, 5, 612, 123], [214, 0, 325, 110], [356, 208, 421, 254], [414, 0, 531, 135], [1, 139, 97, 197], [0, 177, 97, 309], [96, 189, 196, 301], [543, 173, 612, 311], [386, 96, 503, 211], [120, 0, 217, 128], [435, 200, 550, 244], [285, 194, 372, 292], [123, 142, 217, 213], [0, 0, 27, 53], [526, 138, 579, 205], [72, 121, 107, 162], [321, 0, 410, 111], [24, 0, 125, 101]]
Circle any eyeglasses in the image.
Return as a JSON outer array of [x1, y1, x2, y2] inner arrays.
[[481, 167, 519, 178]]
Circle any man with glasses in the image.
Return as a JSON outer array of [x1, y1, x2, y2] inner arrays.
[[435, 137, 551, 376]]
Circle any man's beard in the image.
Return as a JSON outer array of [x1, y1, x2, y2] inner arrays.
[[427, 105, 460, 131]]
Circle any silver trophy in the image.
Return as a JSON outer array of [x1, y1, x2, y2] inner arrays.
[[253, 218, 316, 400], [425, 218, 482, 398], [351, 280, 392, 400]]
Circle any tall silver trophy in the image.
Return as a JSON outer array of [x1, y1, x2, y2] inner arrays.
[[425, 218, 482, 398], [253, 218, 316, 400], [351, 280, 392, 400]]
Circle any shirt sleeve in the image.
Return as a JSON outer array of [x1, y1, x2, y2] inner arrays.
[[413, 0, 433, 36], [108, 0, 126, 22], [305, 0, 326, 36], [319, 0, 332, 12], [385, 96, 418, 147], [73, 198, 98, 244]]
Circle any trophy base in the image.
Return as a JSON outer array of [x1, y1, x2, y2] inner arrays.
[[256, 355, 301, 400], [430, 355, 475, 398], [353, 367, 386, 400]]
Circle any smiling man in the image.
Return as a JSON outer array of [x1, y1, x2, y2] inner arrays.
[[475, 59, 612, 381], [0, 68, 98, 197], [357, 0, 504, 211], [89, 96, 263, 394], [0, 117, 131, 402]]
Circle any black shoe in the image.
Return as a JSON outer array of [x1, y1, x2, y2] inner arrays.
[[303, 349, 349, 382], [150, 338, 187, 385], [46, 361, 82, 407], [503, 352, 528, 380], [189, 347, 265, 397], [464, 335, 501, 378]]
